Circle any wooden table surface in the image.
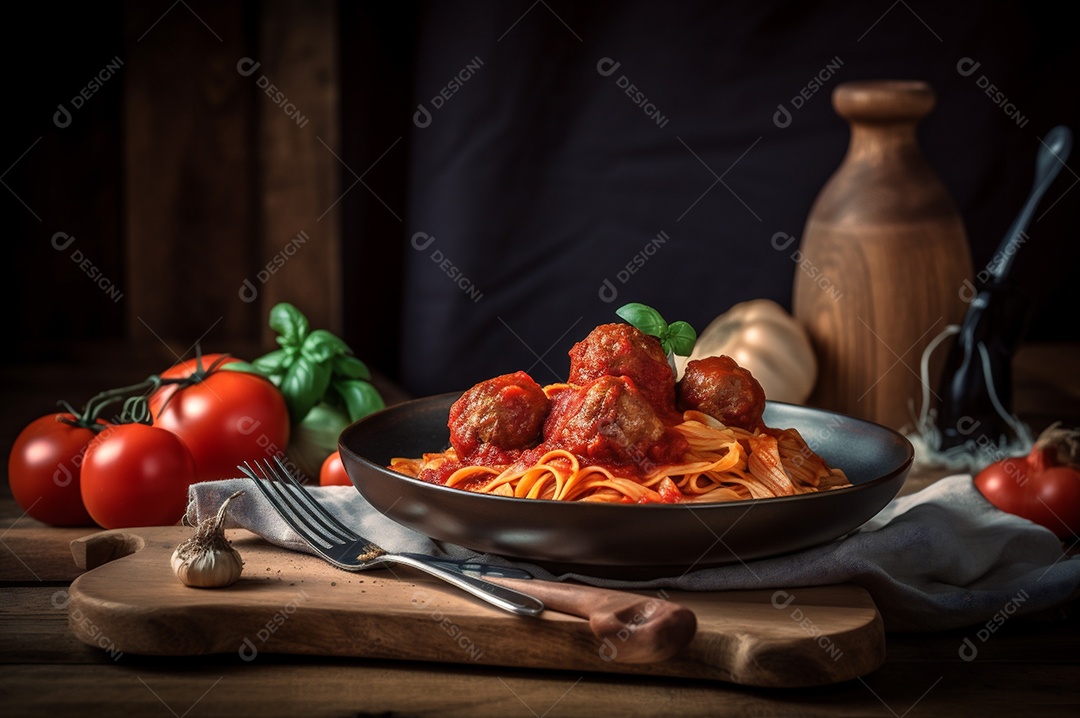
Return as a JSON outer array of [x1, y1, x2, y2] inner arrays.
[[2, 344, 1079, 717]]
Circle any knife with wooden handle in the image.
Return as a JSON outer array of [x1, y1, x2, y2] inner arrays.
[[484, 576, 697, 663]]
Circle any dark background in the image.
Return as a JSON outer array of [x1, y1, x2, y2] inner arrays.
[[4, 1, 1078, 398]]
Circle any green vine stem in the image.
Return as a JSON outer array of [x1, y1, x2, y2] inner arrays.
[[57, 344, 227, 432]]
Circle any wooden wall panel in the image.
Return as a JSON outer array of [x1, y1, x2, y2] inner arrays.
[[6, 4, 125, 361], [255, 0, 342, 340], [9, 2, 353, 363], [123, 0, 258, 354]]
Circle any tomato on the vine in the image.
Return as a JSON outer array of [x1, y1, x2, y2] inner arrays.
[[149, 354, 290, 482], [8, 414, 102, 526], [973, 424, 1080, 539], [975, 443, 1080, 539], [80, 423, 197, 529], [319, 450, 351, 486]]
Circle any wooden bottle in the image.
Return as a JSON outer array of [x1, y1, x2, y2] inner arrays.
[[793, 80, 973, 430]]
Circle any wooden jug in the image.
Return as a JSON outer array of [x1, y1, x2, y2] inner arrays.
[[793, 80, 973, 430]]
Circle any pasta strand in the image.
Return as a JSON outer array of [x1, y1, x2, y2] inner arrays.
[[391, 410, 849, 504]]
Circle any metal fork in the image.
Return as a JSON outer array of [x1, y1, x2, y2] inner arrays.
[[240, 457, 544, 617]]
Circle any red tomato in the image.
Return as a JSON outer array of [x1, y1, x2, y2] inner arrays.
[[149, 354, 290, 482], [974, 446, 1080, 539], [80, 423, 197, 528], [7, 414, 100, 526], [319, 450, 351, 486]]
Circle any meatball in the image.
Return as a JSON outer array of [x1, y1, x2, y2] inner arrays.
[[448, 371, 550, 459], [677, 355, 766, 430], [544, 375, 673, 467], [567, 323, 677, 417]]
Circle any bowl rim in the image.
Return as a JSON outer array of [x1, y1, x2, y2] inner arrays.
[[338, 392, 915, 511]]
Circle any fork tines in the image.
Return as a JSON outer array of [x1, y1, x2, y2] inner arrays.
[[241, 457, 365, 551]]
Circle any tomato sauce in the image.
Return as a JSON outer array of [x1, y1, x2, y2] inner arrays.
[[427, 323, 760, 490]]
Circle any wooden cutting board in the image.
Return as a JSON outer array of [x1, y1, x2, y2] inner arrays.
[[67, 527, 884, 688]]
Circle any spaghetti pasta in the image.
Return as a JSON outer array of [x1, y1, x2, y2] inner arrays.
[[388, 321, 849, 504], [389, 407, 849, 504]]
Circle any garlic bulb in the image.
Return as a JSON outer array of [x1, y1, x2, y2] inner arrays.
[[172, 490, 244, 588]]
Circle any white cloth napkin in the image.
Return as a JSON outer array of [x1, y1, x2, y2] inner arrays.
[[186, 474, 1080, 632]]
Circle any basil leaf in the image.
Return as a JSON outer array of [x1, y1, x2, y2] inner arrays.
[[223, 360, 284, 388], [248, 301, 385, 426], [219, 361, 260, 374], [280, 356, 332, 423], [333, 379, 386, 422], [251, 349, 292, 376], [665, 320, 698, 357], [332, 354, 371, 381], [301, 329, 350, 364], [269, 303, 309, 348], [615, 302, 668, 338]]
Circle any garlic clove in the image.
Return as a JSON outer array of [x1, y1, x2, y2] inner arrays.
[[172, 490, 245, 588], [171, 543, 243, 588]]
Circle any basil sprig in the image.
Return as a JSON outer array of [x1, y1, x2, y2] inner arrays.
[[228, 303, 384, 425], [615, 302, 697, 357]]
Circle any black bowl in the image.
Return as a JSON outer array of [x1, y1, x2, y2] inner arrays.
[[338, 394, 913, 577]]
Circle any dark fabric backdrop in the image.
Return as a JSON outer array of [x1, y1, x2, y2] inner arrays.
[[360, 1, 1078, 396]]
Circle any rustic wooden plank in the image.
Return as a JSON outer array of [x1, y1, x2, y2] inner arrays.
[[0, 587, 118, 665], [883, 612, 1080, 665], [65, 527, 886, 688], [0, 522, 95, 582], [253, 0, 343, 340], [123, 0, 258, 350], [2, 660, 1079, 717]]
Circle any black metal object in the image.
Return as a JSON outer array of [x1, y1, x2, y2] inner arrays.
[[338, 393, 912, 579], [935, 126, 1073, 450]]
